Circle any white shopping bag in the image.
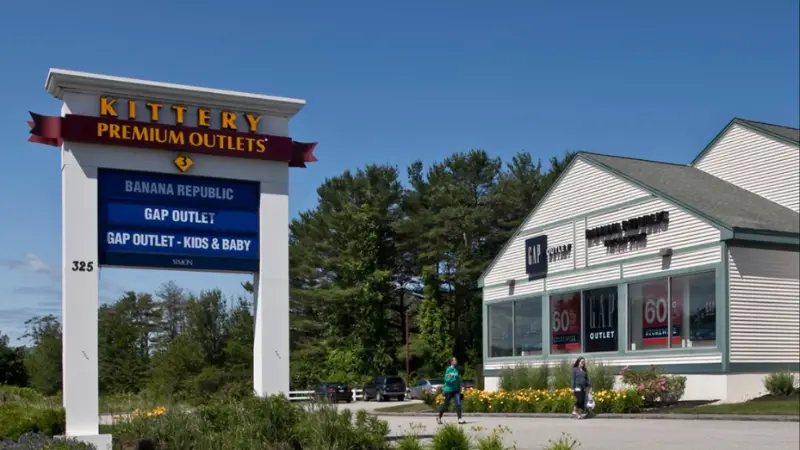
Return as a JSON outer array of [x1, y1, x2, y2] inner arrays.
[[585, 391, 595, 410]]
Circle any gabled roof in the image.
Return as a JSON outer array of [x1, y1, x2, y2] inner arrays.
[[582, 152, 800, 234], [692, 118, 800, 166]]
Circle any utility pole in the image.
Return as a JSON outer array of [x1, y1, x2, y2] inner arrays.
[[405, 310, 411, 386]]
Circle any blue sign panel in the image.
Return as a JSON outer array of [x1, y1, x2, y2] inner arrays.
[[98, 169, 260, 272], [98, 169, 260, 210], [104, 203, 259, 233]]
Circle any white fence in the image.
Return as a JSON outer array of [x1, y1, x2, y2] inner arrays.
[[288, 388, 365, 402]]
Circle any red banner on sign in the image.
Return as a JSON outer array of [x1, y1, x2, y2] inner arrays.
[[27, 113, 318, 168], [641, 282, 683, 345], [551, 293, 580, 351]]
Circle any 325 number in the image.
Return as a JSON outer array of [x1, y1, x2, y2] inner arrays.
[[71, 261, 94, 272]]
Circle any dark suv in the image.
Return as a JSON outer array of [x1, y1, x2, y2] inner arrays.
[[315, 382, 352, 403], [363, 375, 406, 402]]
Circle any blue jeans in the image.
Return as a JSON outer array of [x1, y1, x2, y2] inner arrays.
[[438, 391, 462, 419]]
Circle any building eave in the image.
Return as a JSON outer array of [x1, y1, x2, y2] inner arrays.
[[729, 227, 800, 247], [45, 68, 306, 119], [691, 118, 800, 166]]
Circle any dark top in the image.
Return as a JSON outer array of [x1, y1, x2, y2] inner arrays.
[[571, 367, 591, 390]]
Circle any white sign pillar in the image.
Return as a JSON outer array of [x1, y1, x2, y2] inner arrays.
[[61, 116, 107, 447], [253, 181, 291, 395]]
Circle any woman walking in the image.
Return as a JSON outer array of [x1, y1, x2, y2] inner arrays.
[[436, 356, 465, 425], [571, 357, 592, 419]]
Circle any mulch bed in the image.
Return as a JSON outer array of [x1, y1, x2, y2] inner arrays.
[[746, 394, 800, 403], [640, 400, 717, 413]]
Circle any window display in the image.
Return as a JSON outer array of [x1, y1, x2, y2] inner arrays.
[[583, 286, 618, 353], [550, 292, 581, 354], [514, 297, 543, 356], [488, 302, 513, 357]]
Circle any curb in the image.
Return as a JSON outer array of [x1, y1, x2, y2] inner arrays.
[[371, 411, 800, 422]]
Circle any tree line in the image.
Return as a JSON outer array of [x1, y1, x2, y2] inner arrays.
[[0, 149, 574, 399]]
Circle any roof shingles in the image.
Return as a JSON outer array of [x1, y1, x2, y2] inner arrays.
[[580, 152, 800, 234], [737, 118, 800, 144]]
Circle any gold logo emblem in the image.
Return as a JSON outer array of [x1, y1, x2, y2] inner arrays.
[[174, 153, 193, 173]]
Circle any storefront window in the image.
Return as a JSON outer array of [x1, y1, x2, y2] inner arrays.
[[672, 271, 716, 347], [550, 292, 581, 354], [514, 297, 543, 356], [583, 286, 619, 353], [628, 278, 678, 350], [488, 302, 513, 357]]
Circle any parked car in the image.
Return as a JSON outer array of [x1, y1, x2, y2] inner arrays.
[[363, 375, 406, 402], [461, 380, 476, 390], [315, 382, 352, 403], [408, 378, 444, 399]]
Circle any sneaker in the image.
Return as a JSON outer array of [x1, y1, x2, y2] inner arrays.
[[436, 416, 443, 425], [457, 419, 466, 424]]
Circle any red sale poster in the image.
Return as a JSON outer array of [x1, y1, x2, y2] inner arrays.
[[551, 293, 580, 351], [641, 281, 683, 345]]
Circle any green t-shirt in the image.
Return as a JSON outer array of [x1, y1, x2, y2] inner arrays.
[[443, 366, 461, 393]]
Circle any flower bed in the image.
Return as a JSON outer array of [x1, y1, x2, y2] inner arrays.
[[435, 387, 645, 414]]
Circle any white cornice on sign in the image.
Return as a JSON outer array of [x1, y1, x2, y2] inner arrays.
[[45, 69, 306, 118]]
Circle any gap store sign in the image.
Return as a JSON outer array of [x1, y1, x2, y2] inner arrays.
[[99, 169, 260, 272]]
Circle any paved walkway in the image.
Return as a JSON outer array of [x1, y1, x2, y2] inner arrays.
[[380, 414, 800, 450]]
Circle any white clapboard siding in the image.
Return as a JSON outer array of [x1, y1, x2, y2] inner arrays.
[[483, 278, 545, 301], [521, 158, 650, 231], [545, 265, 621, 292], [586, 199, 721, 266], [622, 245, 721, 278], [729, 247, 800, 363], [545, 222, 575, 274], [574, 218, 586, 269], [483, 222, 575, 286], [694, 124, 800, 212]]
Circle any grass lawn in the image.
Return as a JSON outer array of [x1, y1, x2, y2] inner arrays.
[[374, 402, 435, 413], [670, 397, 800, 415]]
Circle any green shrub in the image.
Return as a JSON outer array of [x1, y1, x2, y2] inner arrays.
[[763, 371, 797, 397], [544, 433, 580, 450], [395, 422, 427, 450], [587, 362, 615, 391], [421, 387, 441, 407], [499, 365, 549, 391], [110, 394, 390, 449], [430, 423, 470, 450], [0, 404, 65, 441], [619, 366, 686, 406], [473, 425, 515, 450], [0, 432, 96, 449], [0, 385, 45, 405], [550, 361, 572, 389]]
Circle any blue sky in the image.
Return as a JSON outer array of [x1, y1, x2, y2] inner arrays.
[[0, 0, 798, 343]]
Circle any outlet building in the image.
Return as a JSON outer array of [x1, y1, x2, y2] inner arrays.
[[479, 118, 799, 402]]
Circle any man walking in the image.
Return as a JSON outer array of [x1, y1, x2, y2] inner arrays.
[[436, 356, 465, 424]]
